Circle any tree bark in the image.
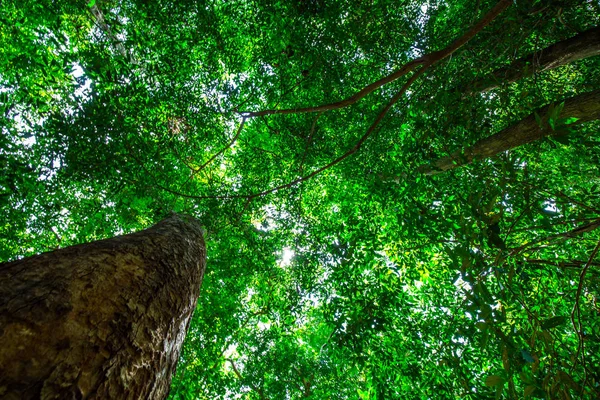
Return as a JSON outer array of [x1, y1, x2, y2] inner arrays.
[[0, 214, 206, 400], [420, 89, 600, 175], [463, 26, 600, 95]]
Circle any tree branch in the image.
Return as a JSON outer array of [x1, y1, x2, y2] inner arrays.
[[420, 89, 600, 175], [571, 239, 600, 383], [194, 117, 246, 173], [241, 67, 426, 199], [240, 0, 512, 117], [158, 69, 425, 201], [226, 359, 266, 399], [239, 59, 423, 117], [462, 26, 600, 95], [510, 218, 600, 256], [522, 258, 600, 269], [88, 4, 135, 63]]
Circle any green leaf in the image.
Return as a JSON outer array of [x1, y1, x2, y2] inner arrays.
[[495, 384, 503, 400], [521, 349, 534, 363], [475, 322, 488, 330], [485, 375, 505, 387], [554, 101, 565, 118], [558, 371, 581, 392], [561, 116, 579, 125], [547, 103, 556, 120], [524, 385, 536, 397], [87, 0, 96, 7], [541, 316, 566, 330]]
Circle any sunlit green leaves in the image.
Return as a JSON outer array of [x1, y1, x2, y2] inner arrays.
[[2, 0, 600, 398]]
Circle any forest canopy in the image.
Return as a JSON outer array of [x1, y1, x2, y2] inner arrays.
[[1, 0, 600, 398]]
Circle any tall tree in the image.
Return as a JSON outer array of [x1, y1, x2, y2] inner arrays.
[[0, 214, 206, 399], [2, 0, 600, 398]]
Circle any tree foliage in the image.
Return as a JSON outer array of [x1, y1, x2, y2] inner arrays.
[[2, 0, 600, 398]]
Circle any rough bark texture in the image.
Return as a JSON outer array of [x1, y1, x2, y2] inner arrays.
[[421, 89, 600, 175], [0, 214, 206, 400], [464, 26, 600, 94]]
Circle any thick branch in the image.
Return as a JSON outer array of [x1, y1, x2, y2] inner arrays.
[[240, 0, 511, 117], [511, 218, 600, 256], [522, 258, 600, 269], [464, 26, 600, 94], [154, 69, 423, 201], [421, 89, 600, 175]]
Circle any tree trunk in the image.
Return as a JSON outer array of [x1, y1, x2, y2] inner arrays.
[[420, 89, 600, 175], [463, 26, 600, 95], [0, 214, 206, 400]]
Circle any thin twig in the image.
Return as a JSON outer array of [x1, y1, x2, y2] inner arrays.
[[196, 308, 268, 389], [525, 184, 600, 214], [510, 217, 600, 234], [226, 359, 266, 399], [570, 239, 600, 387], [272, 74, 312, 110], [88, 4, 135, 63], [195, 117, 247, 173], [299, 113, 321, 173], [554, 190, 600, 214]]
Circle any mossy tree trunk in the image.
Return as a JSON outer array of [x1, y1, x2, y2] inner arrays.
[[0, 214, 206, 400]]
